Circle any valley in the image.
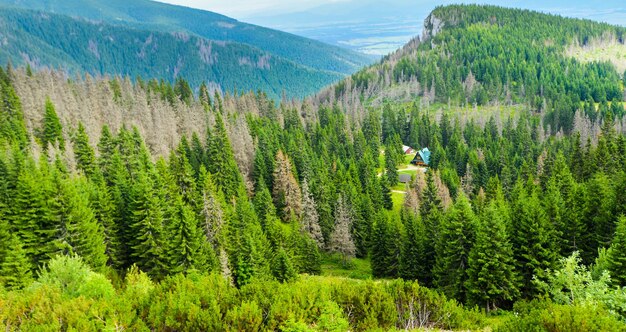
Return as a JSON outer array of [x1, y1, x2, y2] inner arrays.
[[0, 3, 625, 331]]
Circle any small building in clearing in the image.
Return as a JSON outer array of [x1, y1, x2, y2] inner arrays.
[[411, 148, 431, 167], [402, 145, 415, 155]]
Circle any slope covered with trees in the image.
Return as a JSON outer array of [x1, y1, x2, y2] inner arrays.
[[321, 5, 626, 134], [0, 6, 362, 100], [1, 4, 626, 331], [0, 0, 373, 75]]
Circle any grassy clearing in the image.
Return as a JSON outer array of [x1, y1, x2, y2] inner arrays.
[[392, 191, 405, 212], [321, 253, 372, 280]]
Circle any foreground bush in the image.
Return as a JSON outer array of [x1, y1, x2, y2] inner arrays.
[[0, 255, 484, 331]]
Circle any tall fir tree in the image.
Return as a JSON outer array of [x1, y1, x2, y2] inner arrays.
[[371, 211, 402, 278], [300, 179, 324, 248], [327, 194, 356, 264], [166, 197, 211, 274], [72, 122, 97, 178], [510, 179, 558, 298], [272, 150, 302, 222], [434, 192, 476, 303], [0, 234, 33, 290], [399, 211, 427, 282], [40, 97, 65, 151], [57, 179, 108, 271], [128, 172, 167, 279], [206, 113, 242, 199], [466, 200, 519, 310], [607, 216, 626, 286]]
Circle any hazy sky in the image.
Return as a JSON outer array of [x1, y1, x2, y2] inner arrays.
[[155, 0, 348, 17]]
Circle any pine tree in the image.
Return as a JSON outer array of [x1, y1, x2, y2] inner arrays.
[[607, 216, 626, 286], [72, 122, 97, 178], [0, 234, 33, 290], [327, 194, 356, 264], [300, 179, 324, 248], [169, 141, 198, 207], [466, 201, 519, 310], [0, 77, 28, 147], [40, 97, 65, 151], [584, 172, 617, 261], [434, 192, 476, 303]]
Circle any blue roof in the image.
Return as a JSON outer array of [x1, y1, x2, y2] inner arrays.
[[418, 148, 430, 165]]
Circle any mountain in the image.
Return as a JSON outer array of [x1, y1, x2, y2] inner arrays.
[[0, 0, 373, 75], [0, 1, 374, 100], [318, 4, 626, 133], [2, 4, 626, 331], [246, 0, 626, 56]]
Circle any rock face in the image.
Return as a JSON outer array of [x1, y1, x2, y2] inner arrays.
[[422, 13, 444, 41]]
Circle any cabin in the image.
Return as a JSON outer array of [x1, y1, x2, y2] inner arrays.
[[402, 145, 415, 155], [411, 148, 430, 167]]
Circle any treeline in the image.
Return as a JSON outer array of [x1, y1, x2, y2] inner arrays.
[[329, 4, 626, 134], [1, 55, 626, 329]]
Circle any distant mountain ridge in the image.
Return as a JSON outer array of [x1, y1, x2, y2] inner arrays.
[[0, 0, 374, 99], [0, 0, 373, 75]]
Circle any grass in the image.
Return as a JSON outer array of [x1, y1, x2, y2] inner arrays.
[[391, 191, 405, 212], [391, 183, 408, 191], [321, 253, 372, 280]]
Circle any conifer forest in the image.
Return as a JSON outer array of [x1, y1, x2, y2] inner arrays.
[[1, 3, 626, 331]]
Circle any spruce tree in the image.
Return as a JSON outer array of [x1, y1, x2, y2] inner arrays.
[[272, 150, 302, 222], [40, 97, 65, 151], [434, 192, 476, 303], [384, 141, 399, 187], [58, 179, 108, 271], [399, 211, 427, 281], [371, 211, 402, 278], [272, 247, 298, 283], [128, 172, 167, 279], [300, 179, 324, 248], [166, 197, 209, 274], [97, 125, 116, 183], [466, 201, 519, 310], [510, 179, 558, 298], [199, 168, 226, 250], [607, 216, 626, 286], [327, 194, 356, 264], [0, 234, 33, 290], [252, 179, 276, 229], [10, 159, 58, 268], [206, 113, 242, 199], [72, 122, 97, 178]]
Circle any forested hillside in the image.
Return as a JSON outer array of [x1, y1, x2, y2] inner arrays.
[[1, 4, 626, 331], [0, 0, 373, 75], [321, 5, 626, 133], [0, 7, 357, 100]]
